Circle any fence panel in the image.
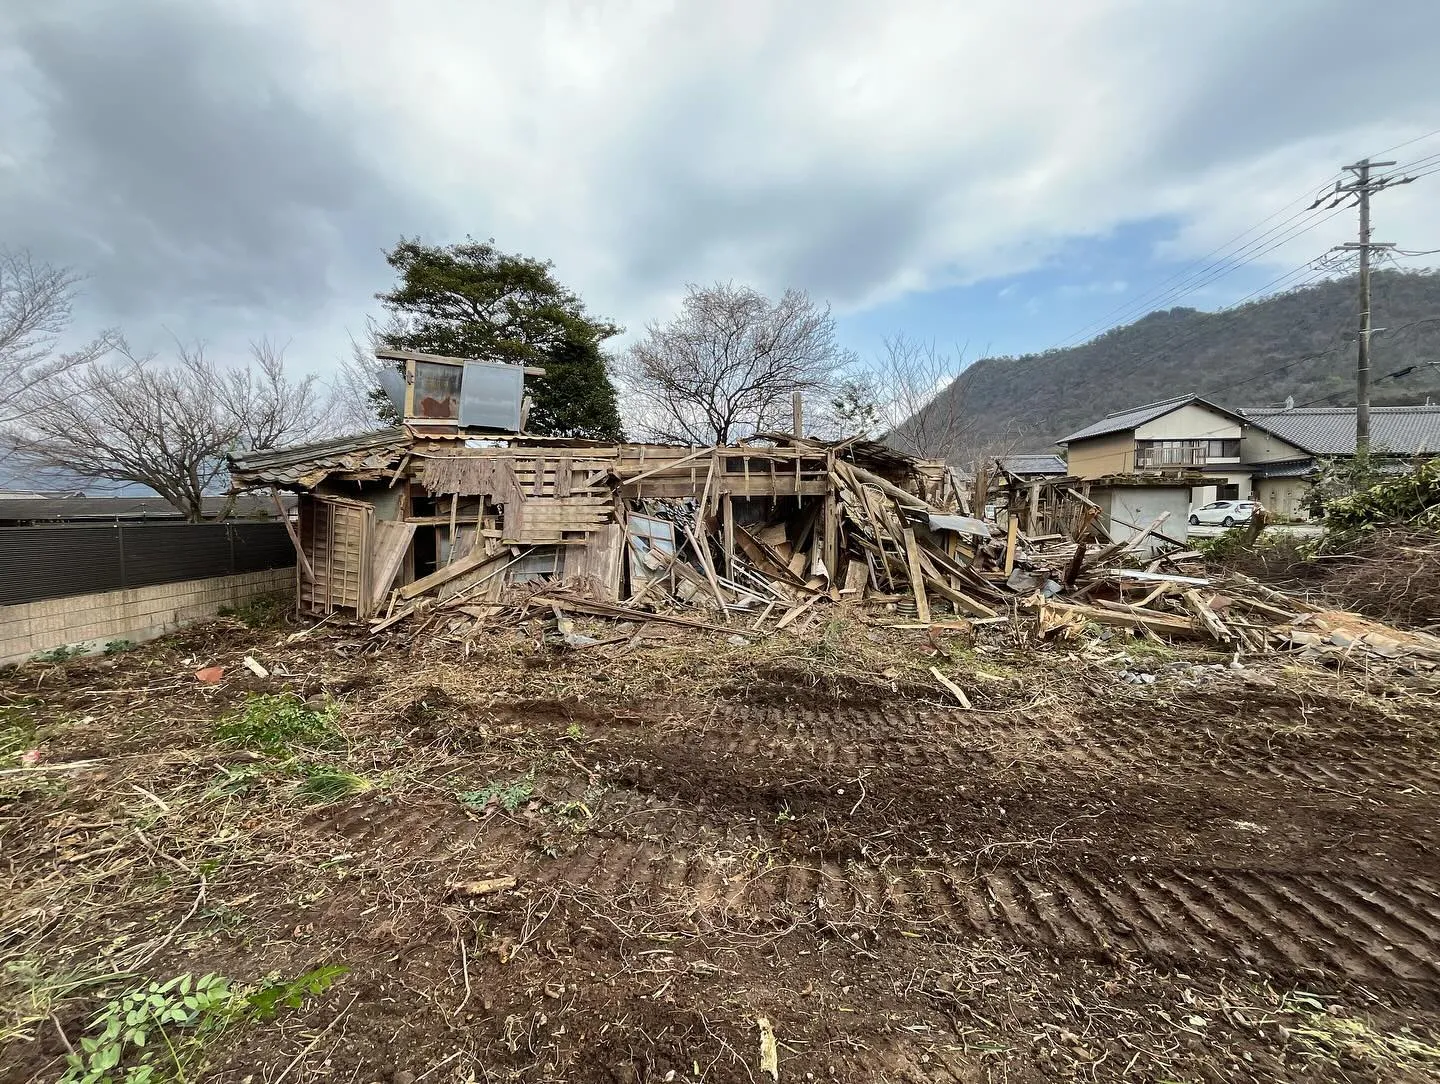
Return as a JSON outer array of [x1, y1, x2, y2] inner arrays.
[[0, 522, 294, 606]]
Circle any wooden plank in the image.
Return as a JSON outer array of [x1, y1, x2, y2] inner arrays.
[[446, 494, 460, 564], [1182, 588, 1234, 644], [368, 521, 417, 614], [929, 666, 971, 708], [618, 446, 712, 486], [775, 594, 820, 630], [1039, 599, 1206, 639], [538, 596, 733, 633], [397, 546, 508, 600], [900, 528, 931, 624], [271, 489, 315, 583], [1003, 515, 1019, 576]]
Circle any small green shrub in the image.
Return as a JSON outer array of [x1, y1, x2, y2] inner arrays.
[[295, 766, 374, 804], [214, 694, 338, 755], [59, 966, 349, 1083], [459, 773, 535, 813], [1, 704, 37, 760], [245, 965, 348, 1020], [34, 644, 85, 664], [218, 592, 292, 629], [103, 639, 135, 656]]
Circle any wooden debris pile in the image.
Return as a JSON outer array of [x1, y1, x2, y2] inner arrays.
[[357, 435, 1435, 670]]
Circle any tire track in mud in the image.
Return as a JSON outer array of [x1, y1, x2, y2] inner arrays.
[[679, 702, 1440, 792], [528, 840, 1440, 986]]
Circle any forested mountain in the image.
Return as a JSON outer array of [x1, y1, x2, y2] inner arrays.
[[930, 269, 1440, 457]]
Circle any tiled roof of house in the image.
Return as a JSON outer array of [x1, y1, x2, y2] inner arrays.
[[1058, 394, 1242, 444], [1239, 406, 1440, 456]]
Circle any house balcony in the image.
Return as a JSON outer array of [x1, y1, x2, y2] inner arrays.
[[1133, 439, 1240, 471]]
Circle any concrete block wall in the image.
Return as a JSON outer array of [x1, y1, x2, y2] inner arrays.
[[0, 567, 293, 665]]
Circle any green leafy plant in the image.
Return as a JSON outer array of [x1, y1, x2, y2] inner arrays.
[[245, 965, 349, 1021], [459, 773, 535, 813], [34, 644, 85, 663], [0, 704, 37, 761], [217, 591, 292, 629], [214, 694, 338, 755], [60, 973, 233, 1084], [58, 965, 349, 1083], [103, 639, 135, 656]]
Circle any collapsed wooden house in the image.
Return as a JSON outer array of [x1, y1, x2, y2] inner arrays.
[[226, 348, 965, 623]]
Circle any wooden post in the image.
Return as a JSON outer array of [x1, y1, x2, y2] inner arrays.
[[901, 528, 931, 624], [792, 391, 804, 438], [822, 453, 839, 582], [1003, 514, 1019, 576], [973, 462, 990, 518], [447, 493, 459, 564], [1028, 481, 1041, 533], [722, 494, 736, 579]]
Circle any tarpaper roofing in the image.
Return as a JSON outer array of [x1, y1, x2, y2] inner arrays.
[[1058, 395, 1242, 444], [1239, 406, 1440, 456]]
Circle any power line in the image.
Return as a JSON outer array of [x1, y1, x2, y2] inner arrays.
[[1053, 202, 1346, 349]]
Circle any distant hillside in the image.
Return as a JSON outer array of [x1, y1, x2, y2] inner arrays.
[[926, 269, 1440, 459]]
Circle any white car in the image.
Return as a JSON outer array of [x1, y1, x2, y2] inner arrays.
[[1188, 500, 1258, 528]]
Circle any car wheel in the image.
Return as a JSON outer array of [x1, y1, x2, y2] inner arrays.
[[1188, 515, 1199, 526], [1222, 516, 1235, 527]]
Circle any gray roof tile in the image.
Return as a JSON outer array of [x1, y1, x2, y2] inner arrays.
[[1059, 395, 1242, 444], [1239, 406, 1440, 456]]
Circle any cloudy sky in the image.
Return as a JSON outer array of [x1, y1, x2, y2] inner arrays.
[[4, 0, 1439, 380]]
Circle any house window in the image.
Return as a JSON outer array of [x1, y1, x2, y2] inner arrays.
[[1208, 439, 1240, 458], [1216, 483, 1240, 500], [412, 361, 462, 420]]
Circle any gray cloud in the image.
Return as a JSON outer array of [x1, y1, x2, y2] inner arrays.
[[2, 0, 1438, 369], [0, 1, 435, 343]]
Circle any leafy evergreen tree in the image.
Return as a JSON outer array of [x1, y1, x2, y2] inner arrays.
[[376, 238, 624, 439]]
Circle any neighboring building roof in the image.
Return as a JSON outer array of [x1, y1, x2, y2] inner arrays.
[[1058, 394, 1243, 444], [0, 494, 290, 523], [1239, 405, 1440, 456], [1250, 457, 1317, 480], [997, 453, 1069, 476]]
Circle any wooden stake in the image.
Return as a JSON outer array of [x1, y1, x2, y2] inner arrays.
[[271, 489, 315, 583]]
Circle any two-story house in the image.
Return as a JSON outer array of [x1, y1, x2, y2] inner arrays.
[[1057, 395, 1251, 507]]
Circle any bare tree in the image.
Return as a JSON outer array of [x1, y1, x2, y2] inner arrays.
[[868, 333, 977, 461], [331, 318, 402, 431], [618, 282, 856, 444], [3, 341, 331, 520], [0, 248, 117, 427]]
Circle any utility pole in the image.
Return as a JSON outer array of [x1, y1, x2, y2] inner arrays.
[[1325, 159, 1413, 451]]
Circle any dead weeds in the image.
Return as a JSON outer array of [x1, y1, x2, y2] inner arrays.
[[3, 613, 1439, 1082]]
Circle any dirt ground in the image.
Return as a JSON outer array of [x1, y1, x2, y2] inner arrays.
[[3, 606, 1440, 1083]]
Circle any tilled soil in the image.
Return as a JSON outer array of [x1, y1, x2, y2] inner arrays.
[[3, 621, 1439, 1082]]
